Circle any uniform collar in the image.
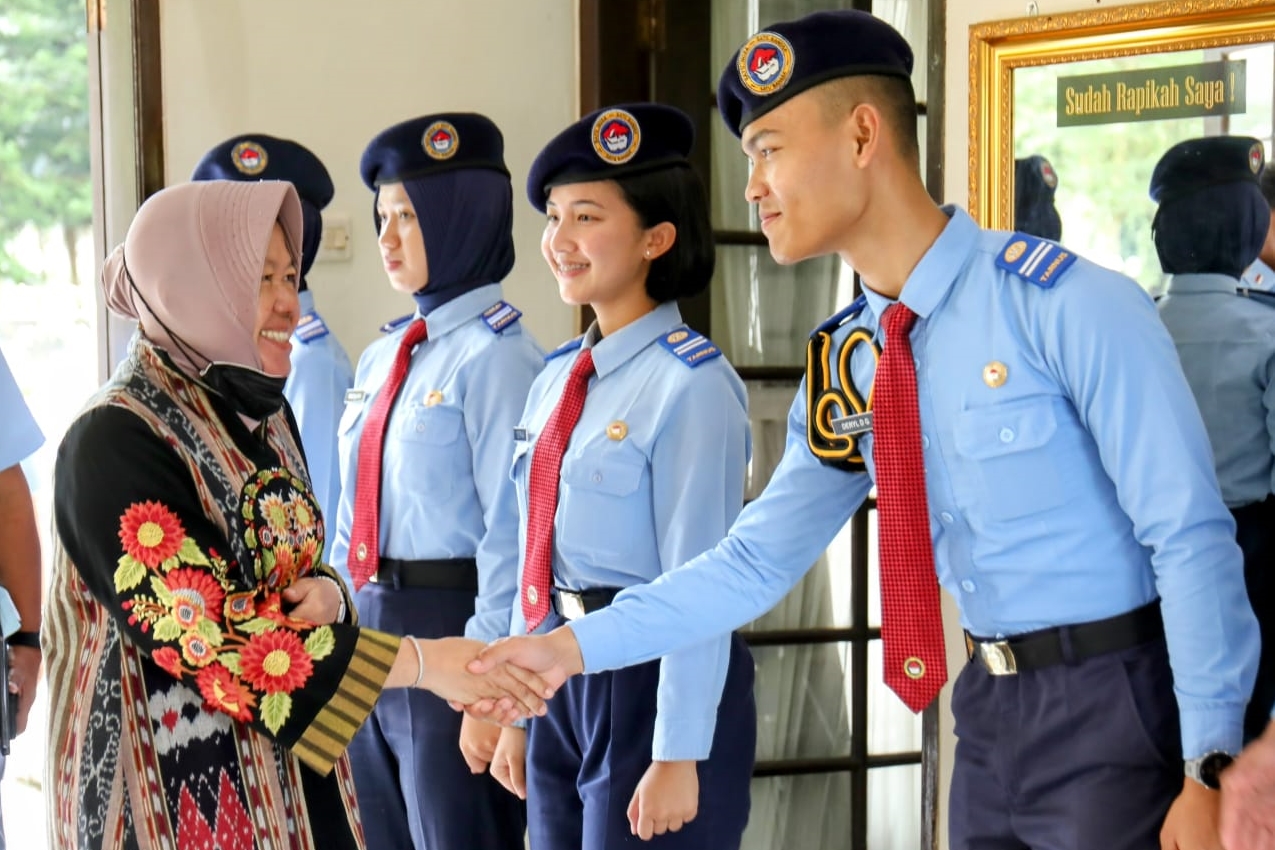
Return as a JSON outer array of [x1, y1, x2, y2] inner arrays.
[[1165, 273, 1240, 295], [1243, 257, 1274, 289], [581, 301, 683, 378], [297, 289, 317, 315], [859, 205, 978, 325], [418, 282, 503, 338]]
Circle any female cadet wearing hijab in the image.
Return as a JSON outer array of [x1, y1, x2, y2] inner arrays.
[[43, 180, 548, 850], [1152, 136, 1275, 744], [487, 103, 757, 849], [333, 113, 541, 850]]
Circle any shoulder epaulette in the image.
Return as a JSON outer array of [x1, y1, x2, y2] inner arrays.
[[546, 335, 584, 361], [481, 300, 523, 334], [995, 233, 1077, 289], [294, 312, 331, 344], [380, 314, 414, 334], [812, 295, 867, 336], [1239, 287, 1275, 309], [657, 327, 722, 368]]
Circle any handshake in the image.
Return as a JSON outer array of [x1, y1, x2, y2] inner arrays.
[[405, 628, 587, 724]]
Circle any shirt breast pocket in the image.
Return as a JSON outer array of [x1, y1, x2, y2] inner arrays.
[[559, 440, 648, 560], [952, 397, 1067, 521], [390, 404, 465, 503]]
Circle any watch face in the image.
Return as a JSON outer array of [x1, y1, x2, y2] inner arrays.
[[1200, 752, 1235, 790]]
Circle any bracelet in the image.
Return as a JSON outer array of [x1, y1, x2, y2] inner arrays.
[[5, 630, 39, 649], [314, 575, 347, 623], [405, 636, 426, 689]]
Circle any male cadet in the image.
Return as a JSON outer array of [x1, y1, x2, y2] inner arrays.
[[474, 10, 1260, 850], [191, 135, 354, 529], [0, 346, 44, 850], [1153, 136, 1275, 747], [1242, 163, 1275, 293], [1014, 154, 1062, 241]]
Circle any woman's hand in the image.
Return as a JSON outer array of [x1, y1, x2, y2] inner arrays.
[[627, 760, 700, 840]]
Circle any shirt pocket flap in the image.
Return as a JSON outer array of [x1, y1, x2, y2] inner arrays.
[[953, 397, 1058, 460], [399, 404, 464, 445], [561, 442, 646, 497]]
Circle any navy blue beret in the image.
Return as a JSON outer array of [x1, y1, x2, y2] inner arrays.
[[1149, 136, 1265, 204], [360, 113, 508, 189], [1014, 156, 1062, 241], [525, 103, 694, 213], [716, 9, 914, 138], [190, 134, 334, 210]]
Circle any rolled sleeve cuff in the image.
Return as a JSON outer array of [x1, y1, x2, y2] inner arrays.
[[293, 629, 400, 775], [568, 615, 631, 674], [652, 714, 717, 762], [464, 613, 507, 644], [1180, 704, 1246, 759]]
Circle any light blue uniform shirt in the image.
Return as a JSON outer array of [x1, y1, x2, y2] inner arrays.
[[1158, 273, 1275, 508], [0, 348, 43, 469], [330, 283, 542, 642], [508, 302, 750, 761], [571, 207, 1260, 758], [1242, 257, 1275, 292], [285, 290, 354, 539]]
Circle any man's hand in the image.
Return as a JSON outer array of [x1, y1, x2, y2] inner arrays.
[[1221, 720, 1275, 850], [7, 644, 39, 735], [281, 577, 343, 624], [1160, 778, 1222, 850], [459, 712, 501, 775], [467, 627, 585, 699], [419, 637, 552, 721], [628, 760, 699, 840], [490, 726, 528, 799]]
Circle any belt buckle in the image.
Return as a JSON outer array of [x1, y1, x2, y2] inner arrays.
[[557, 591, 587, 621], [976, 640, 1018, 676]]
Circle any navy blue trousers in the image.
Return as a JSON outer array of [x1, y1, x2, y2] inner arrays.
[[1234, 496, 1275, 742], [526, 631, 756, 850], [348, 584, 526, 850], [949, 636, 1180, 850]]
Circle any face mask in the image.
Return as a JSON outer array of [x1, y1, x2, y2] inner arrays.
[[199, 362, 287, 421]]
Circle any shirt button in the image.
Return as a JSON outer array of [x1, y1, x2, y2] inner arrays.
[[591, 472, 603, 484], [526, 586, 538, 605], [960, 579, 976, 593], [999, 427, 1015, 443], [416, 422, 426, 433], [921, 435, 930, 449], [939, 512, 954, 523]]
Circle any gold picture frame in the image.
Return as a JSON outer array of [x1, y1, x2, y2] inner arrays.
[[969, 0, 1275, 229]]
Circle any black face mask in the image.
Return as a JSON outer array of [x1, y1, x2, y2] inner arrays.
[[199, 362, 287, 421]]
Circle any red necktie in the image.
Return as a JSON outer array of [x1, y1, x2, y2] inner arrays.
[[349, 318, 428, 591], [522, 349, 595, 631], [873, 303, 947, 712]]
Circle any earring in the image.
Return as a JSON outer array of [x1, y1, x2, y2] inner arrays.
[[644, 250, 651, 258]]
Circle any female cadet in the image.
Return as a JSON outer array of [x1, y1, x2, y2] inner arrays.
[[489, 103, 757, 849], [331, 113, 540, 850]]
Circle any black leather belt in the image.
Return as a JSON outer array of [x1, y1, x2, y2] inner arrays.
[[964, 600, 1163, 676], [552, 586, 621, 621], [370, 558, 478, 591]]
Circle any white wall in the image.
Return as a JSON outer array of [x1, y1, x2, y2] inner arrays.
[[159, 0, 579, 359]]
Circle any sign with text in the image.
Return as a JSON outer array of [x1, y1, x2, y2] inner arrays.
[[1057, 60, 1246, 127]]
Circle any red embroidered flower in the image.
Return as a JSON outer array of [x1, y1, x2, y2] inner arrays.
[[196, 663, 256, 722], [165, 568, 225, 628], [255, 592, 293, 625], [239, 629, 313, 694], [152, 646, 184, 678], [179, 632, 216, 668], [223, 591, 256, 623], [118, 501, 185, 569]]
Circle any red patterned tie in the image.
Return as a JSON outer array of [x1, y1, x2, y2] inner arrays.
[[349, 318, 428, 591], [873, 303, 947, 712], [522, 349, 595, 631]]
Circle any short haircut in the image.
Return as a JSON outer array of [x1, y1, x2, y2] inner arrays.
[[816, 75, 920, 162], [613, 165, 716, 302]]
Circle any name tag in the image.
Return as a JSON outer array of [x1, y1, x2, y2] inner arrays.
[[831, 411, 873, 436], [344, 389, 368, 404], [513, 427, 529, 442]]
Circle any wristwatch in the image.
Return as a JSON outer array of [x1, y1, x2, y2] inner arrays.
[[4, 630, 39, 650], [1185, 751, 1234, 790]]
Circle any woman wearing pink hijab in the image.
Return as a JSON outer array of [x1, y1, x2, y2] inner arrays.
[[42, 181, 547, 850]]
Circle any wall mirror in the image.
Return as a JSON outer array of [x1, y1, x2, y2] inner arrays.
[[970, 0, 1275, 293]]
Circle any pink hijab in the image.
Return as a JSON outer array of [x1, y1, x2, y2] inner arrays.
[[101, 180, 304, 375]]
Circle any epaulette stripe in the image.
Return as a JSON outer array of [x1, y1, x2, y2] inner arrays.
[[481, 301, 522, 333], [1019, 241, 1053, 276], [674, 336, 709, 356]]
